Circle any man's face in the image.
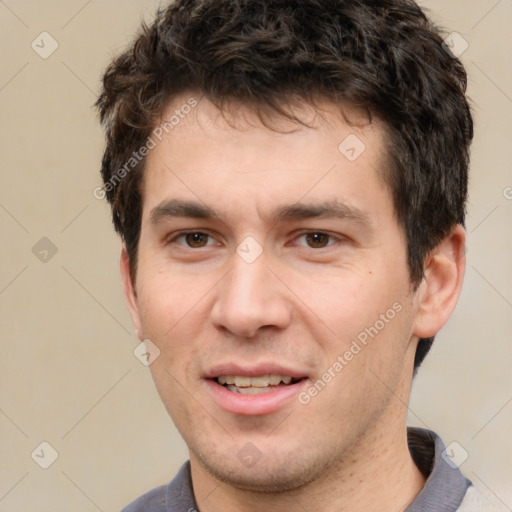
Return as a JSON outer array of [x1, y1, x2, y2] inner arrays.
[[125, 97, 423, 491]]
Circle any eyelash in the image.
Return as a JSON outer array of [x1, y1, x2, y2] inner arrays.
[[167, 230, 341, 249], [292, 231, 339, 249], [169, 231, 219, 248]]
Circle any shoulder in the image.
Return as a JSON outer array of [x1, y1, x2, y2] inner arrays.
[[458, 485, 510, 512], [120, 484, 167, 512], [120, 461, 196, 512]]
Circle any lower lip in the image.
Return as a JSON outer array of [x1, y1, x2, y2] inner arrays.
[[204, 379, 308, 416]]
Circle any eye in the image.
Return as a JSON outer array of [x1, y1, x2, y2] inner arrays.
[[295, 232, 337, 249], [172, 231, 217, 248]]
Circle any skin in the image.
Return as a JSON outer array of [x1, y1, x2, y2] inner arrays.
[[121, 95, 466, 512]]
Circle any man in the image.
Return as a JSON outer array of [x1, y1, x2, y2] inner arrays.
[[95, 1, 499, 510]]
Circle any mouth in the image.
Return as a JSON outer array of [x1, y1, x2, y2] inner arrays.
[[213, 374, 305, 395], [204, 366, 310, 415]]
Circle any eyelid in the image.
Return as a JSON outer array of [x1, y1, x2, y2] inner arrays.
[[290, 230, 344, 248], [166, 230, 221, 247], [164, 229, 346, 249]]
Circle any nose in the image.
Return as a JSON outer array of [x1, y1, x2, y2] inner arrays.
[[210, 250, 292, 338]]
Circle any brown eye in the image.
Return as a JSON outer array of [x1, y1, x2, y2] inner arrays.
[[305, 233, 331, 248], [185, 232, 210, 248]]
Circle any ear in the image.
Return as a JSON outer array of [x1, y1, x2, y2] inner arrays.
[[413, 225, 466, 338], [120, 245, 143, 339]]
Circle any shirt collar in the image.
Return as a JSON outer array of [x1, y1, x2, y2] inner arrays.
[[406, 427, 471, 511]]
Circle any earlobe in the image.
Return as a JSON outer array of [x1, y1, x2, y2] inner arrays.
[[412, 225, 466, 338], [120, 246, 143, 339]]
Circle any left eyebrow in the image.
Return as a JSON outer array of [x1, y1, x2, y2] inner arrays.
[[272, 200, 372, 227]]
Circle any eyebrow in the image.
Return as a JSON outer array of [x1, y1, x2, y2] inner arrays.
[[149, 198, 372, 226], [150, 199, 217, 224], [272, 200, 371, 226]]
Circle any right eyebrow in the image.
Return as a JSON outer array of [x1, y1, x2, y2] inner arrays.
[[149, 199, 217, 224]]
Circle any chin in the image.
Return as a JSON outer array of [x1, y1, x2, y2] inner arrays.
[[196, 448, 332, 493]]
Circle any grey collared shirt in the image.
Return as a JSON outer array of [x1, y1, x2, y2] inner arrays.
[[121, 427, 473, 512]]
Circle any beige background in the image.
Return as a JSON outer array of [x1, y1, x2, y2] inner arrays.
[[0, 1, 511, 510]]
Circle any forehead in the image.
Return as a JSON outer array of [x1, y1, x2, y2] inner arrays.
[[141, 95, 393, 225]]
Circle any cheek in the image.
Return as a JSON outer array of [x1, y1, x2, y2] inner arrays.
[[136, 267, 211, 385], [136, 264, 211, 335], [300, 304, 414, 430], [297, 268, 415, 402], [297, 268, 406, 339]]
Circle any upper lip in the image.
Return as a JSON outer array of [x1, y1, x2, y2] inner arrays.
[[203, 362, 309, 380]]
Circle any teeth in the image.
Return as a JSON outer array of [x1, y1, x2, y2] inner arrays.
[[217, 375, 295, 387], [249, 375, 270, 387], [226, 385, 273, 395], [269, 375, 281, 385], [234, 376, 252, 387]]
